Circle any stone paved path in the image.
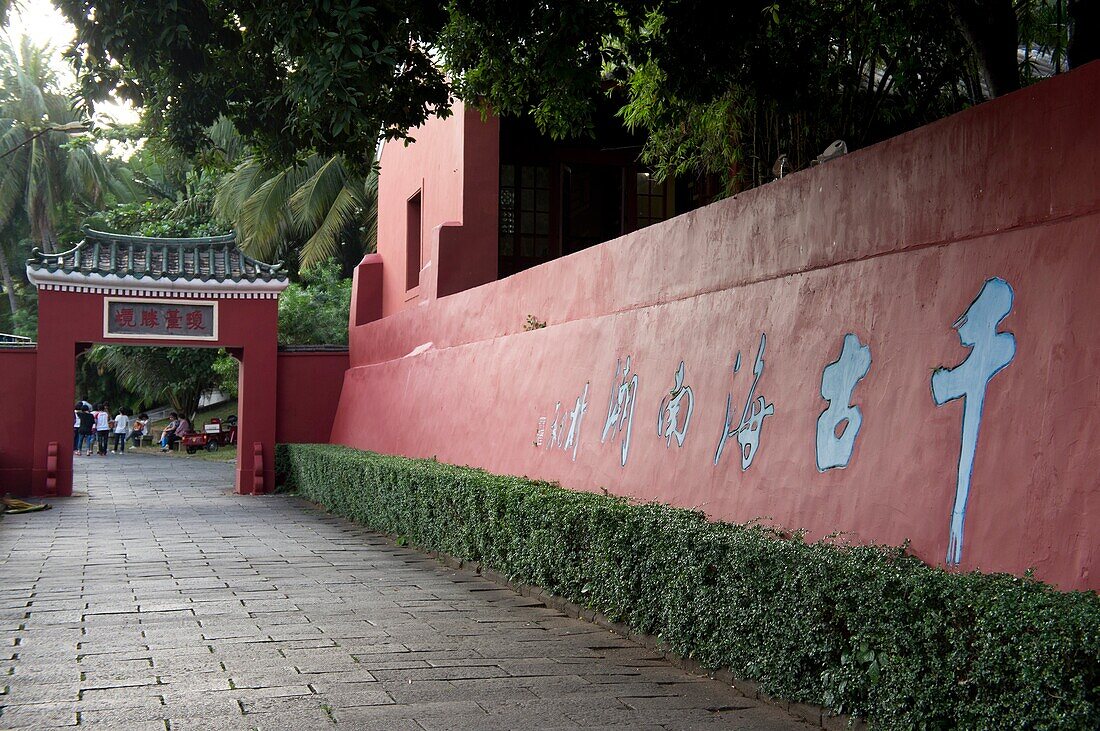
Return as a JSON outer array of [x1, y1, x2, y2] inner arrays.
[[1, 454, 813, 730]]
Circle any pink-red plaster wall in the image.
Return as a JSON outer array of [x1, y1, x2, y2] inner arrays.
[[0, 348, 37, 496], [369, 101, 499, 319], [339, 64, 1100, 590], [275, 351, 348, 444]]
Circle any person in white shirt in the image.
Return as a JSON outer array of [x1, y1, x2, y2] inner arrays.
[[112, 409, 131, 454], [94, 404, 112, 456]]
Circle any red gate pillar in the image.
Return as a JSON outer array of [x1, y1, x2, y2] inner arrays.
[[30, 298, 77, 497], [235, 339, 278, 494]]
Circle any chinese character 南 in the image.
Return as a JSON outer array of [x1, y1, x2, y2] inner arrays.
[[714, 333, 775, 470], [816, 334, 872, 471], [140, 309, 159, 328], [185, 310, 205, 330], [657, 361, 694, 448], [114, 308, 135, 327], [601, 357, 638, 467], [165, 309, 183, 329], [931, 277, 1016, 566]]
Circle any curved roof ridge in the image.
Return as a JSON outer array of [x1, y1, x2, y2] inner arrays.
[[83, 227, 238, 247]]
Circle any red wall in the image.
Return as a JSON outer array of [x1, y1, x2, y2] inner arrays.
[[333, 64, 1100, 591], [30, 290, 279, 497], [0, 348, 37, 496], [275, 350, 348, 444], [370, 101, 499, 317]]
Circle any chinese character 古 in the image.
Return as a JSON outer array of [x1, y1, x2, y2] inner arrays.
[[715, 333, 775, 471], [657, 361, 694, 448], [601, 356, 638, 467], [816, 334, 872, 471], [931, 277, 1016, 566]]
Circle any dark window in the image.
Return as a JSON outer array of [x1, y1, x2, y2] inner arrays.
[[499, 164, 552, 275], [636, 173, 674, 229], [562, 164, 623, 256], [406, 190, 422, 290]]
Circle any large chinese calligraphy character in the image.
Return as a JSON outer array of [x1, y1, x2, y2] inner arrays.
[[715, 333, 775, 470], [816, 334, 872, 471], [657, 361, 694, 448], [601, 357, 638, 467], [931, 277, 1016, 566]]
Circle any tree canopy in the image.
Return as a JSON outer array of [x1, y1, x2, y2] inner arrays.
[[56, 1, 1097, 190], [56, 0, 450, 166]]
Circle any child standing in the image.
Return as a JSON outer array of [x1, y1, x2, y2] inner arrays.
[[112, 408, 130, 454]]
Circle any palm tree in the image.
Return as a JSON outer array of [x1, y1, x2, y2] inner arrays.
[[215, 152, 378, 271], [0, 36, 135, 322]]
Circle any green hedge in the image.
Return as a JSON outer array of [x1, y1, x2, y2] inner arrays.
[[275, 443, 1099, 729]]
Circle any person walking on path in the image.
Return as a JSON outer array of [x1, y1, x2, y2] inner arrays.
[[94, 403, 112, 456], [73, 406, 82, 455], [76, 404, 95, 456], [112, 408, 130, 454]]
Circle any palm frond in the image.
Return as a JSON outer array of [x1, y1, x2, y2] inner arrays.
[[288, 155, 348, 231], [299, 183, 363, 268]]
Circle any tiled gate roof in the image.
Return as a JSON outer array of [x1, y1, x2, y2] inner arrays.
[[26, 228, 288, 298]]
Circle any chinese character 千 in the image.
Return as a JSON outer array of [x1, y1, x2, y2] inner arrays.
[[931, 277, 1016, 566]]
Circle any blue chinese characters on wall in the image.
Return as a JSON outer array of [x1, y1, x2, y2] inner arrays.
[[931, 277, 1016, 566], [714, 333, 775, 470], [816, 334, 872, 471], [657, 361, 694, 447], [602, 356, 639, 467]]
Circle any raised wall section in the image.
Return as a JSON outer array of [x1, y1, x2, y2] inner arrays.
[[336, 64, 1100, 590]]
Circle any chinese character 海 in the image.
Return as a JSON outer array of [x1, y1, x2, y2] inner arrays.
[[114, 308, 135, 327], [165, 309, 183, 329], [140, 309, 159, 328], [931, 277, 1016, 566], [816, 334, 872, 471], [601, 356, 638, 467], [714, 333, 775, 470], [657, 360, 694, 448], [185, 310, 205, 330]]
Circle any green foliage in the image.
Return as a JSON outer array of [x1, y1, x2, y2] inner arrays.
[[275, 443, 1100, 729], [215, 152, 377, 270], [87, 198, 228, 239], [57, 0, 451, 166], [87, 346, 224, 422], [278, 261, 352, 346]]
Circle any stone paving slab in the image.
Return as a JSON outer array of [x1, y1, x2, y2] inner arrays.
[[0, 454, 815, 730]]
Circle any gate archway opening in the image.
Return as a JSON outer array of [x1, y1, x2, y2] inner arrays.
[[27, 228, 288, 496]]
